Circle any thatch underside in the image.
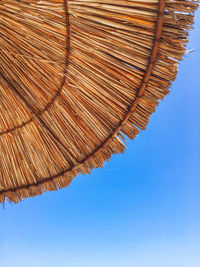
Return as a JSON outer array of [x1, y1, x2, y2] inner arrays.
[[0, 0, 199, 203]]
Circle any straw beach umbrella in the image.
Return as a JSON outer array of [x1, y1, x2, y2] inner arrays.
[[0, 0, 199, 203]]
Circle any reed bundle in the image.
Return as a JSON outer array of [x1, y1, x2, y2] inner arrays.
[[0, 0, 199, 203]]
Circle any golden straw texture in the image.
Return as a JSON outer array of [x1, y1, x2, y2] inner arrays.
[[0, 0, 199, 203]]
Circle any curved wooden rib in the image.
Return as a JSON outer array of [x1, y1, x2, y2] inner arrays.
[[0, 0, 70, 137]]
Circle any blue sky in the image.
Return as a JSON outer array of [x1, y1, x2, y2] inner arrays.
[[0, 10, 200, 267]]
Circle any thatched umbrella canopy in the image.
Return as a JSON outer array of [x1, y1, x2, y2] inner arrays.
[[0, 0, 199, 203]]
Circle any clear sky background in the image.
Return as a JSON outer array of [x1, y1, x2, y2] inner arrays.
[[0, 10, 199, 267]]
